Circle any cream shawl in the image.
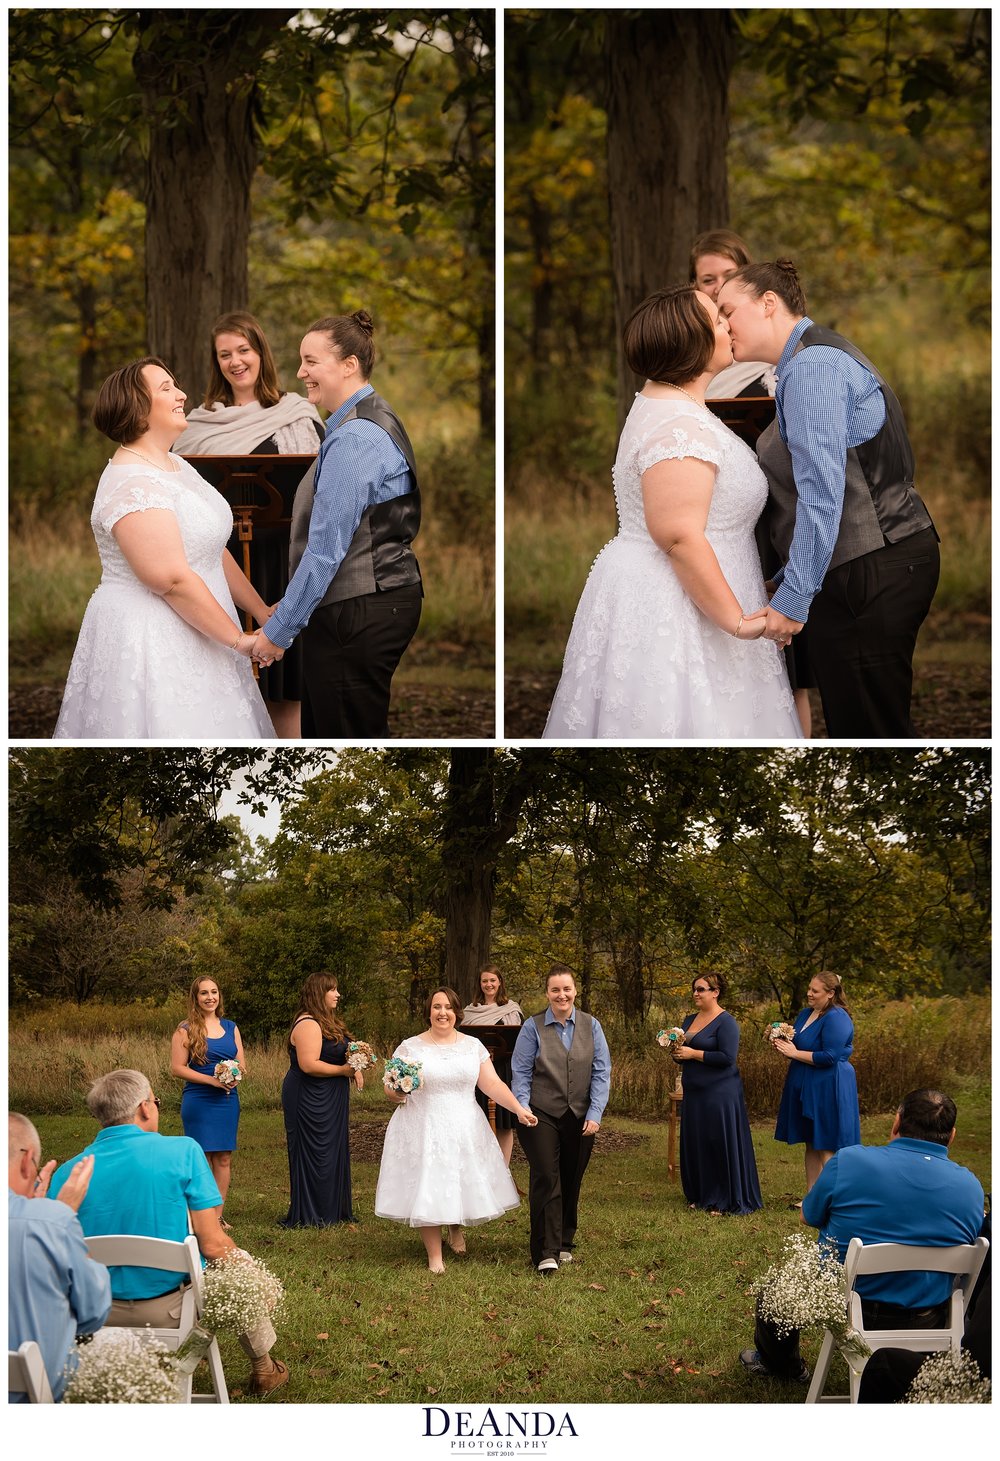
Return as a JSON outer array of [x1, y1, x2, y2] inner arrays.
[[174, 394, 324, 456]]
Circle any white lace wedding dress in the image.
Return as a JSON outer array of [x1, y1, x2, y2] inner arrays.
[[543, 396, 802, 739], [375, 1035, 520, 1228], [54, 457, 274, 739]]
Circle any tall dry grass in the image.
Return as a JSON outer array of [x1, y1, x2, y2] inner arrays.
[[11, 995, 987, 1121]]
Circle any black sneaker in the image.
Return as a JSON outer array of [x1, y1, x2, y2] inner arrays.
[[740, 1349, 810, 1383]]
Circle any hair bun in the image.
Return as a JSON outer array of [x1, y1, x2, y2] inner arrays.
[[352, 309, 374, 336], [775, 258, 799, 277]]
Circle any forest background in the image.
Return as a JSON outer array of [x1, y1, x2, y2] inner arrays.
[[10, 745, 990, 1122], [8, 9, 495, 736], [504, 8, 990, 736]]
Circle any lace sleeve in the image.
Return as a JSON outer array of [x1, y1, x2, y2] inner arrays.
[[635, 411, 724, 478], [94, 473, 177, 535]]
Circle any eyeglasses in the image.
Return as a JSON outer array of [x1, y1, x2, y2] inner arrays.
[[144, 1096, 161, 1109], [19, 1148, 40, 1172], [692, 986, 713, 994]]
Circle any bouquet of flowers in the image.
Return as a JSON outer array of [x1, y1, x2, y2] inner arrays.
[[905, 1350, 991, 1404], [752, 1232, 868, 1369], [384, 1055, 423, 1094], [64, 1329, 180, 1404], [656, 1027, 686, 1050], [214, 1058, 241, 1093], [347, 1040, 377, 1072], [200, 1250, 285, 1335], [765, 1022, 796, 1045]]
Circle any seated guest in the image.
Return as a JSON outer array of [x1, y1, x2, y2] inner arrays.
[[49, 1069, 290, 1397], [8, 1112, 111, 1402], [740, 1088, 985, 1383]]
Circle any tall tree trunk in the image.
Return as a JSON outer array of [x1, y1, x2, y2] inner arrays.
[[605, 12, 734, 426], [132, 12, 293, 396]]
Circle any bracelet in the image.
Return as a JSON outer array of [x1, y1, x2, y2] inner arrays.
[[734, 615, 744, 638], [230, 630, 243, 650]]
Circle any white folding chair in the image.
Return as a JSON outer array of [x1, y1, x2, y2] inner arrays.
[[806, 1235, 989, 1403], [85, 1233, 229, 1403], [8, 1340, 55, 1403]]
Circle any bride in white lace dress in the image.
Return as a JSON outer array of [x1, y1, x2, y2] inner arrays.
[[544, 287, 802, 739], [375, 988, 537, 1273], [54, 357, 275, 739]]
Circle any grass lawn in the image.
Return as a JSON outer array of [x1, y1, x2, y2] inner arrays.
[[35, 1077, 990, 1407]]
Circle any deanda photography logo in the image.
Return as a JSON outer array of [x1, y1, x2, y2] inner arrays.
[[421, 1407, 579, 1456]]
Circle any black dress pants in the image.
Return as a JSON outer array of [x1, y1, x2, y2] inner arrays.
[[516, 1108, 595, 1265], [807, 527, 939, 738], [301, 585, 422, 738], [754, 1294, 950, 1379]]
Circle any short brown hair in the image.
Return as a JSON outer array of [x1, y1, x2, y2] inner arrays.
[[692, 971, 726, 998], [545, 964, 577, 988], [203, 310, 283, 409], [92, 356, 175, 443], [728, 259, 807, 317], [305, 310, 376, 378], [623, 287, 715, 385], [689, 229, 753, 281], [424, 986, 464, 1025]]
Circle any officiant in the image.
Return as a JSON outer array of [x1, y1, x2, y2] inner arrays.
[[463, 964, 524, 1166]]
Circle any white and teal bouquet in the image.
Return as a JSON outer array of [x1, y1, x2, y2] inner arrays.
[[752, 1232, 869, 1368], [656, 1027, 686, 1050], [64, 1329, 180, 1403], [765, 1021, 796, 1045], [384, 1055, 423, 1094], [214, 1058, 242, 1092], [347, 1040, 377, 1072], [905, 1349, 991, 1404]]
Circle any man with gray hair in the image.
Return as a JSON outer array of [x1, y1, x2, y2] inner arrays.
[[8, 1111, 111, 1401], [49, 1069, 289, 1396]]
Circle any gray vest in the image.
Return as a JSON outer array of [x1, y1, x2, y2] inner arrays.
[[527, 1010, 596, 1120], [758, 325, 935, 573], [288, 391, 422, 605]]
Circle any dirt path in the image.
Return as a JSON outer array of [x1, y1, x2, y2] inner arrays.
[[9, 682, 495, 740], [504, 660, 991, 740]]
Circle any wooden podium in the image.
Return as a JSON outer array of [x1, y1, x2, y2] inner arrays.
[[706, 395, 776, 449], [179, 452, 315, 623], [459, 1023, 520, 1134]]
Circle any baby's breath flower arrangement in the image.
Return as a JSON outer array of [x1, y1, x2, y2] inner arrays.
[[905, 1350, 991, 1404], [200, 1250, 286, 1336], [63, 1329, 179, 1404], [766, 1022, 796, 1044], [347, 1040, 377, 1072], [384, 1055, 423, 1094], [753, 1232, 869, 1368]]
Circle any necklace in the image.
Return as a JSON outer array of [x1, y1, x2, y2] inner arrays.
[[118, 443, 176, 472], [428, 1029, 457, 1045], [665, 384, 705, 409]]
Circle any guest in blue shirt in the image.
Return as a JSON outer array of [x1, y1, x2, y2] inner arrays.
[[251, 310, 423, 737], [512, 965, 612, 1274], [50, 1068, 291, 1398], [740, 1088, 985, 1383], [8, 1112, 111, 1402], [718, 261, 938, 737]]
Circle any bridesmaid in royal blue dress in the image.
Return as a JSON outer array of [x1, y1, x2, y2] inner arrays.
[[280, 972, 363, 1228], [672, 973, 762, 1215], [773, 970, 861, 1203], [170, 977, 244, 1228]]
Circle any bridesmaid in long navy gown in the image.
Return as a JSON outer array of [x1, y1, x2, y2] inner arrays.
[[672, 973, 762, 1215], [280, 972, 362, 1228], [170, 977, 244, 1227]]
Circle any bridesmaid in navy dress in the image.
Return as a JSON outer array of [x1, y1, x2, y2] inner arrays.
[[170, 977, 244, 1228], [773, 970, 861, 1202], [280, 972, 363, 1228], [672, 973, 762, 1215]]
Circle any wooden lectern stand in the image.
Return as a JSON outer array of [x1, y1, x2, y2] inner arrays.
[[459, 1023, 521, 1133], [706, 396, 776, 450], [666, 1070, 683, 1182]]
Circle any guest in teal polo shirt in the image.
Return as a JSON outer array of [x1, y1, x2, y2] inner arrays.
[[49, 1068, 291, 1397]]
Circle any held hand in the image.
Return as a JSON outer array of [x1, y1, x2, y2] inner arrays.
[[384, 1086, 408, 1105], [773, 1037, 796, 1060], [53, 1154, 95, 1212], [233, 631, 259, 659], [33, 1158, 57, 1199], [673, 1045, 696, 1061], [517, 1106, 538, 1127], [353, 1071, 364, 1091], [582, 1120, 600, 1137], [761, 607, 804, 648], [736, 611, 768, 641], [251, 629, 284, 667]]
